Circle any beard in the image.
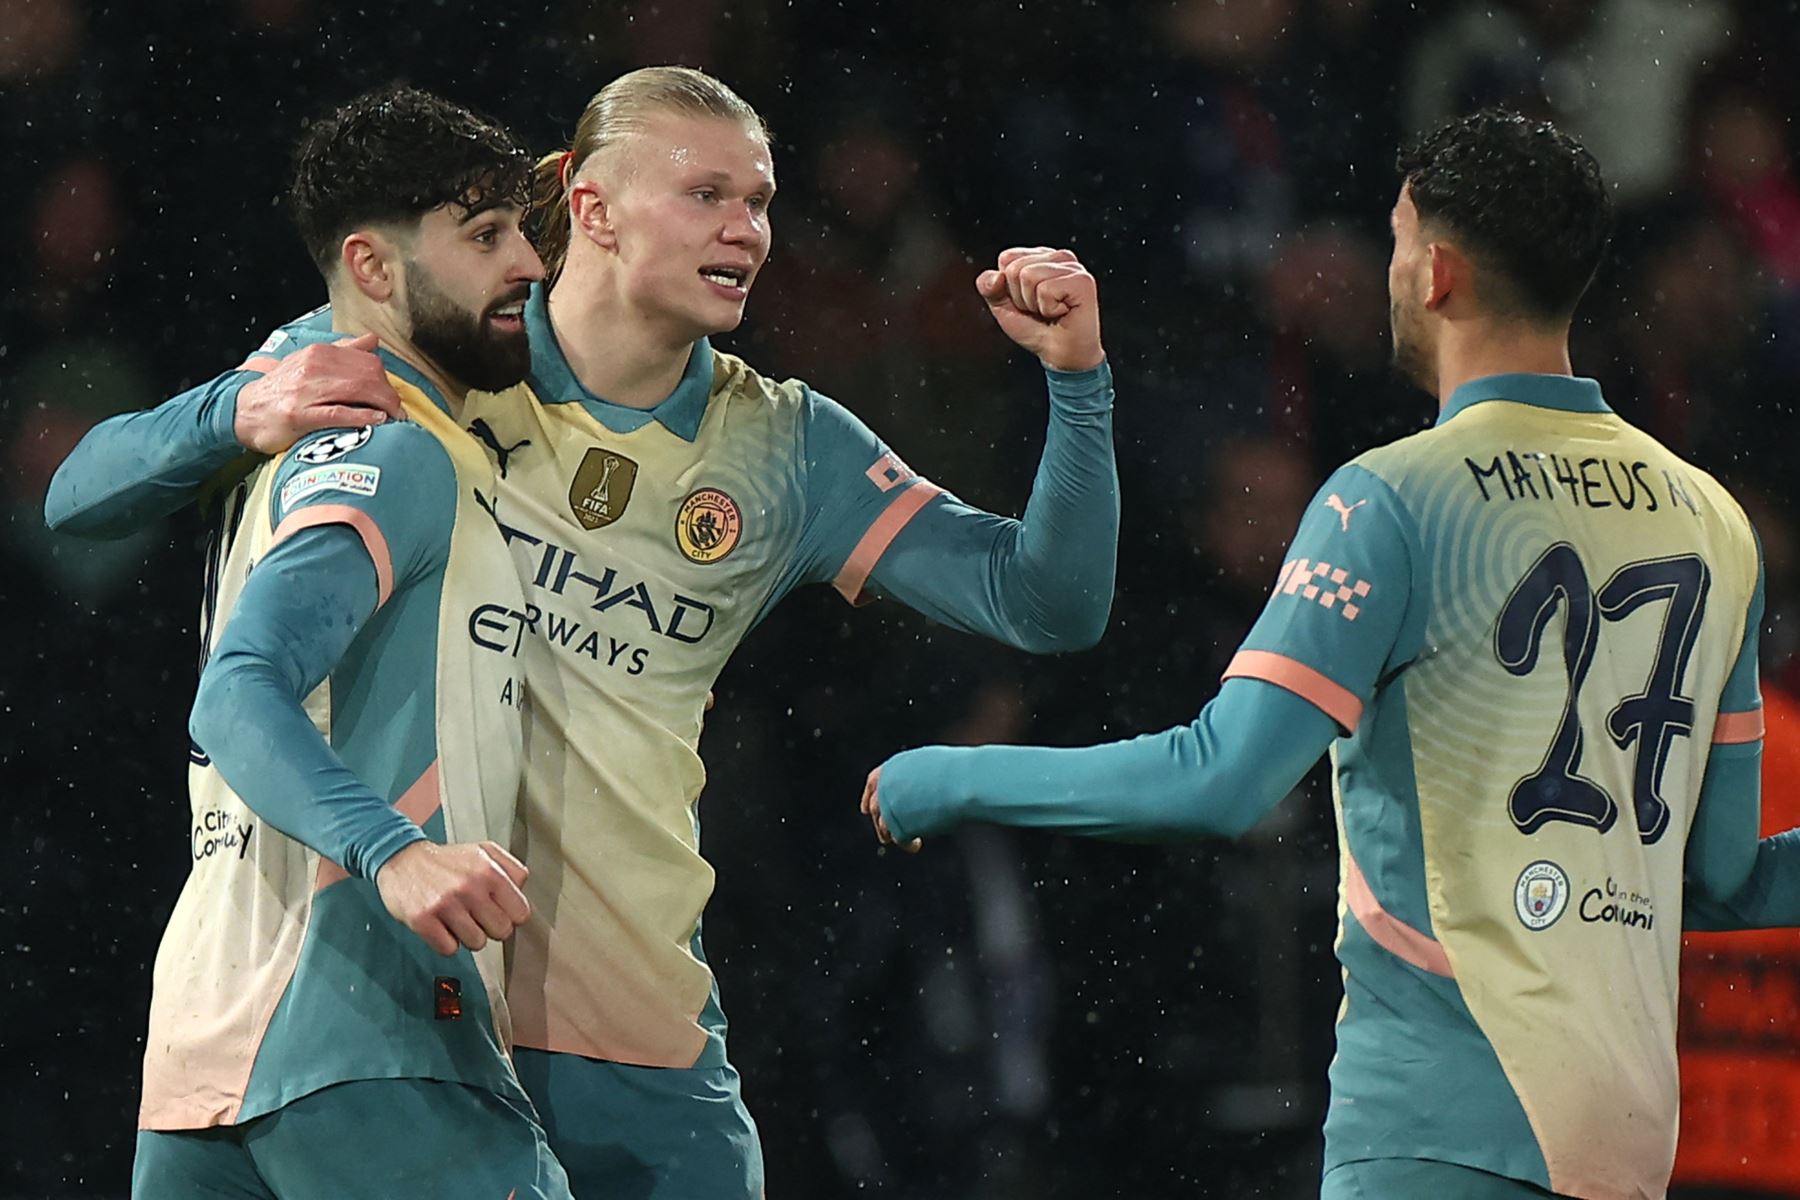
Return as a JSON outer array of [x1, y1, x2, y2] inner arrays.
[[1388, 295, 1436, 395], [405, 262, 531, 394]]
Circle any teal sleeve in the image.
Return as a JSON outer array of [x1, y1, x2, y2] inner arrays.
[[1685, 828, 1800, 930], [1684, 547, 1766, 903], [43, 369, 253, 537], [267, 420, 456, 581], [792, 365, 1118, 653], [877, 677, 1337, 845], [1227, 463, 1422, 731], [42, 310, 333, 538], [189, 523, 426, 879]]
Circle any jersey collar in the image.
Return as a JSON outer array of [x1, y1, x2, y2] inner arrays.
[[1437, 372, 1611, 426], [524, 282, 711, 442], [375, 349, 454, 418], [284, 312, 457, 419]]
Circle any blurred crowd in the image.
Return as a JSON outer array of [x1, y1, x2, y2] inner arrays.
[[5, 0, 1800, 1196]]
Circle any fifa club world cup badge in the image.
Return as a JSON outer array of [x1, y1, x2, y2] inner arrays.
[[569, 447, 640, 530], [1514, 860, 1571, 931], [676, 488, 742, 564]]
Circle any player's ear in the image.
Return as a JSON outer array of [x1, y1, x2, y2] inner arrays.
[[569, 180, 618, 253], [1424, 241, 1463, 311], [341, 230, 399, 302]]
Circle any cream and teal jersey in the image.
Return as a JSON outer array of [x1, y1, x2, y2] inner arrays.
[[140, 323, 530, 1130], [878, 374, 1766, 1200], [469, 285, 1114, 1069]]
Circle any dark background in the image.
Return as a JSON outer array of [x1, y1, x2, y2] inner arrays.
[[6, 0, 1800, 1196]]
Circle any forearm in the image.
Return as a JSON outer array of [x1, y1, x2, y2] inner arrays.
[[874, 364, 1119, 652], [189, 524, 424, 878], [191, 654, 426, 879], [878, 677, 1335, 844], [1684, 828, 1800, 931], [45, 372, 251, 537]]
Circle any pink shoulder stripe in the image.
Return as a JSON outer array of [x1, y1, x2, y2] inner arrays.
[[315, 760, 443, 891], [271, 504, 395, 607], [1713, 708, 1765, 744], [833, 481, 944, 605], [1222, 649, 1364, 732], [1345, 852, 1454, 978]]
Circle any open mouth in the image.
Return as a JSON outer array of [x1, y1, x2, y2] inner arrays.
[[487, 298, 527, 333], [699, 265, 751, 298]]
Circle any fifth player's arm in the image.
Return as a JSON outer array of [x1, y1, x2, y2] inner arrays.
[[868, 464, 1420, 846], [43, 325, 400, 538]]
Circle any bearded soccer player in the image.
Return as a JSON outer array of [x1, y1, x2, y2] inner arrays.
[[47, 67, 1115, 1198], [120, 89, 569, 1199], [863, 111, 1779, 1200]]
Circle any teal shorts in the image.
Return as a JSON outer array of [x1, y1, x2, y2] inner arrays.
[[1323, 1158, 1563, 1199], [132, 1077, 570, 1199], [514, 1048, 762, 1200]]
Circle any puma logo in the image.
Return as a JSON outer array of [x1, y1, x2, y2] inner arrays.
[[467, 418, 531, 478], [1325, 493, 1367, 531]]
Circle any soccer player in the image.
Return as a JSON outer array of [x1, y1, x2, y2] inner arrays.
[[863, 110, 1769, 1200], [127, 88, 569, 1199], [47, 67, 1117, 1198]]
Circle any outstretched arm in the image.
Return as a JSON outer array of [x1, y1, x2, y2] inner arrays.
[[867, 677, 1336, 846], [44, 329, 401, 538], [863, 460, 1422, 849]]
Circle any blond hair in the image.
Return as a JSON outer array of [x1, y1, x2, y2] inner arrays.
[[527, 66, 769, 279]]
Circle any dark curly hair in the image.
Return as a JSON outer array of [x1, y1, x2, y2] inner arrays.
[[289, 85, 533, 276], [1397, 109, 1613, 324]]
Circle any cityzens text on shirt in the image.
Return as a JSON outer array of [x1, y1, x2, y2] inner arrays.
[[1464, 451, 1703, 516]]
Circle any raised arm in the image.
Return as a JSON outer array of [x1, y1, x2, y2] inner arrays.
[[790, 248, 1118, 653], [44, 327, 401, 538]]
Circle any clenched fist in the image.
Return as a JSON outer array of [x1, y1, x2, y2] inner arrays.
[[977, 247, 1105, 373], [235, 332, 405, 454], [375, 839, 531, 956]]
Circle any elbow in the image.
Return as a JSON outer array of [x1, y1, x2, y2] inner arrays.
[[42, 472, 82, 536], [1014, 592, 1113, 655], [188, 674, 229, 760]]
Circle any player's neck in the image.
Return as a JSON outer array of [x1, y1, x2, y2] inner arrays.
[[1433, 321, 1574, 408], [328, 303, 468, 419], [547, 270, 695, 411]]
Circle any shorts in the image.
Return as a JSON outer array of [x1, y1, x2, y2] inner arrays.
[[132, 1077, 570, 1199], [513, 1047, 762, 1200]]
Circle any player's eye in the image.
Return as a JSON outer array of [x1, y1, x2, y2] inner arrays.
[[747, 194, 769, 214], [691, 188, 719, 204], [472, 226, 499, 245]]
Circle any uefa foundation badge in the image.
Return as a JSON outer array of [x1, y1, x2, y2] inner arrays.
[[1514, 860, 1570, 930], [676, 487, 742, 563]]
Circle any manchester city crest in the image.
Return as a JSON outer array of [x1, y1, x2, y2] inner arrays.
[[675, 487, 742, 564], [1514, 860, 1571, 931]]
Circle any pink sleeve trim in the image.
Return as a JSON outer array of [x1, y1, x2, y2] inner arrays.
[[1713, 708, 1766, 745], [271, 504, 395, 608], [832, 481, 944, 605], [1222, 649, 1365, 732], [238, 355, 281, 374], [1345, 852, 1454, 978], [315, 760, 443, 891]]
